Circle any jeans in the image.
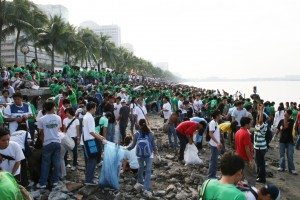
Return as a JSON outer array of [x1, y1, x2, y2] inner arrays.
[[28, 121, 36, 141], [39, 142, 61, 186], [83, 146, 98, 183], [130, 114, 137, 134], [168, 125, 178, 148], [279, 143, 295, 171], [119, 121, 127, 142], [71, 137, 78, 166], [107, 123, 115, 142], [208, 145, 219, 179], [60, 144, 68, 178], [255, 149, 267, 181], [296, 126, 300, 149], [137, 157, 153, 191], [176, 131, 188, 161]]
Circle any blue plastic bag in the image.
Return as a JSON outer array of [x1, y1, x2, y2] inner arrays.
[[196, 134, 203, 144], [99, 141, 125, 189]]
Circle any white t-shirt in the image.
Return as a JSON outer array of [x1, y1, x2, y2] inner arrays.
[[232, 108, 247, 126], [3, 103, 33, 134], [130, 103, 137, 115], [178, 100, 187, 114], [123, 147, 139, 169], [193, 100, 203, 113], [81, 112, 96, 145], [0, 96, 13, 105], [0, 141, 25, 175], [114, 103, 122, 120], [244, 187, 258, 200], [163, 102, 172, 119], [209, 120, 221, 147], [135, 105, 147, 122], [37, 114, 61, 146], [63, 117, 79, 138], [10, 130, 31, 150]]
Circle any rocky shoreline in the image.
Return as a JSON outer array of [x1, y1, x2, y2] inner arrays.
[[29, 114, 299, 200]]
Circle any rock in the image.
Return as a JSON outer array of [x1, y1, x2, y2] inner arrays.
[[30, 190, 41, 198], [168, 178, 178, 183], [166, 184, 176, 193], [76, 194, 84, 200], [86, 195, 100, 200], [124, 185, 134, 191], [66, 182, 84, 192], [166, 193, 176, 199], [48, 191, 70, 200], [165, 154, 174, 160], [78, 185, 99, 197], [175, 192, 188, 200], [155, 190, 166, 197]]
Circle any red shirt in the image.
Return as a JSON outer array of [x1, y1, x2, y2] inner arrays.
[[176, 121, 198, 137], [296, 112, 300, 127], [235, 127, 253, 161]]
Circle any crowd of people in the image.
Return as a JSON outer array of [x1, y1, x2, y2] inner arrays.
[[0, 60, 298, 199]]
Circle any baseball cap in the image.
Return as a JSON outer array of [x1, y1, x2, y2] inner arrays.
[[120, 99, 126, 103], [265, 185, 280, 200]]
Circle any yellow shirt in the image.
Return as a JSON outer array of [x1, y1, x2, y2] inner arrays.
[[219, 122, 232, 134]]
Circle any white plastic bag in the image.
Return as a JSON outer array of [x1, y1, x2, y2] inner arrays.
[[184, 143, 203, 165], [59, 132, 75, 150]]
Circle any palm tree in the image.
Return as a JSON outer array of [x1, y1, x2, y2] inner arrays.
[[18, 5, 48, 65], [98, 33, 118, 71], [36, 15, 66, 70], [11, 0, 38, 65], [0, 0, 14, 66]]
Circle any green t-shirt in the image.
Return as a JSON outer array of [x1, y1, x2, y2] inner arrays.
[[171, 97, 179, 112], [204, 179, 246, 200], [0, 112, 4, 124], [28, 103, 37, 123], [68, 90, 77, 107], [99, 116, 108, 134], [0, 171, 23, 200], [291, 109, 298, 121]]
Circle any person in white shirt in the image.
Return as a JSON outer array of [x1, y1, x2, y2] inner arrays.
[[117, 88, 128, 103], [0, 127, 25, 183], [122, 135, 139, 174], [232, 101, 247, 127], [114, 96, 122, 121], [81, 102, 104, 185], [36, 101, 62, 189], [135, 98, 148, 128], [178, 94, 187, 120], [0, 90, 13, 106], [3, 92, 32, 134], [193, 94, 203, 117], [208, 110, 222, 179], [162, 97, 172, 123], [63, 108, 79, 170], [129, 98, 137, 135]]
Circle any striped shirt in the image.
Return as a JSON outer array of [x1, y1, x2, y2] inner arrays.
[[253, 123, 268, 150]]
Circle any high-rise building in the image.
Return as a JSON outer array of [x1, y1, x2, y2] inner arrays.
[[38, 4, 69, 21], [80, 21, 121, 46]]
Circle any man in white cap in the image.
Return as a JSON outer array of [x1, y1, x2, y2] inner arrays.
[[117, 88, 128, 103]]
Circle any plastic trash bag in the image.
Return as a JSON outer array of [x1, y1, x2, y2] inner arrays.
[[184, 143, 203, 165], [99, 141, 125, 189]]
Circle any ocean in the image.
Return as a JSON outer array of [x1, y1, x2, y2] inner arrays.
[[183, 81, 300, 105]]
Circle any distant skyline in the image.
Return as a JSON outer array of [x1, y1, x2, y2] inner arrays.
[[32, 0, 300, 79]]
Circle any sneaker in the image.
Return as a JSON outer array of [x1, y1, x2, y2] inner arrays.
[[290, 170, 298, 175], [256, 178, 266, 183], [134, 183, 143, 191], [36, 183, 46, 189], [53, 182, 59, 187], [143, 190, 153, 198], [277, 167, 284, 172], [71, 166, 77, 171], [66, 164, 71, 168]]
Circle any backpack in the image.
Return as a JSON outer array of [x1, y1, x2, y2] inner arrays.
[[136, 132, 153, 158]]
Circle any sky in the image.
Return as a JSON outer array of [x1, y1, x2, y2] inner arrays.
[[32, 0, 300, 79]]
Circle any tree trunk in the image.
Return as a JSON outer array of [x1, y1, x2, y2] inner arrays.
[[34, 45, 38, 65], [51, 49, 54, 71], [14, 29, 21, 66], [80, 58, 83, 67], [67, 53, 70, 64], [85, 58, 88, 68]]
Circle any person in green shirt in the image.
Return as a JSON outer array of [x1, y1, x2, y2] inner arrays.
[[171, 92, 179, 112], [67, 88, 78, 109], [202, 152, 246, 200], [0, 171, 24, 200]]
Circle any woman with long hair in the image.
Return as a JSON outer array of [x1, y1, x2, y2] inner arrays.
[[127, 119, 157, 197]]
